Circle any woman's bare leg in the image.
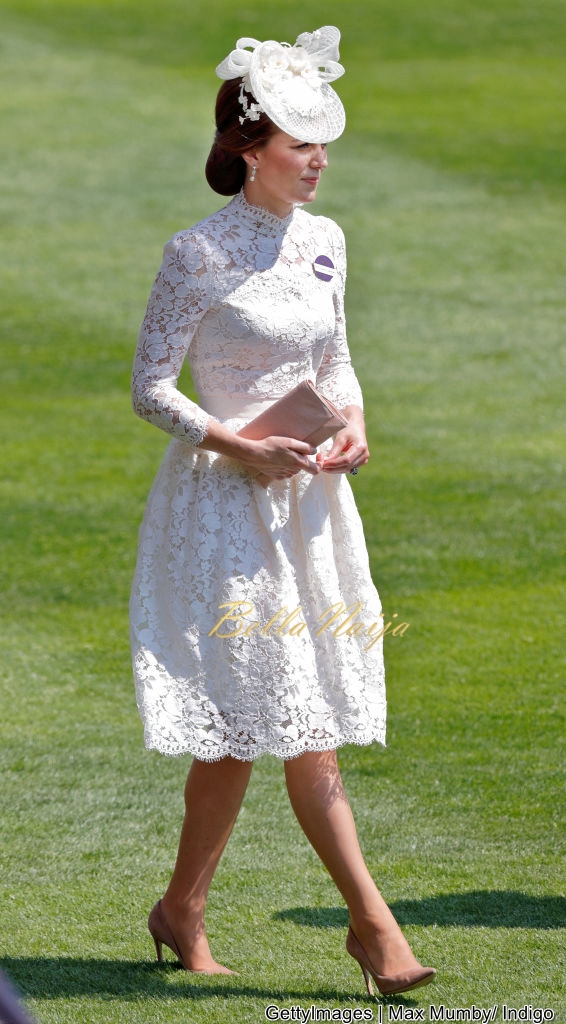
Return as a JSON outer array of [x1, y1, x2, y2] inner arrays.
[[284, 749, 423, 977], [159, 755, 253, 972]]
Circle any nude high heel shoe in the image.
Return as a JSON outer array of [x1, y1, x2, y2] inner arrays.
[[346, 926, 436, 997], [147, 899, 236, 975], [148, 899, 184, 965]]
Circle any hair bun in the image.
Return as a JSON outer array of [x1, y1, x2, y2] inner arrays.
[[205, 80, 276, 196], [205, 142, 245, 196]]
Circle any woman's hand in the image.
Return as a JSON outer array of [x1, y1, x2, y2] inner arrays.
[[318, 406, 369, 475], [237, 435, 322, 483], [197, 407, 369, 483], [196, 420, 321, 483]]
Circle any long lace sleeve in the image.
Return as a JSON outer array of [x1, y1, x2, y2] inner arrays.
[[315, 223, 363, 411], [131, 234, 212, 446]]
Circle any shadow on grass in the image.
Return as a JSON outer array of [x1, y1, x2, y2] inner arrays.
[[274, 891, 566, 930], [0, 958, 393, 1006], [5, 893, 562, 1007]]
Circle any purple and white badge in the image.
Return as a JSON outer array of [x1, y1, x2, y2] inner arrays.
[[313, 254, 335, 282]]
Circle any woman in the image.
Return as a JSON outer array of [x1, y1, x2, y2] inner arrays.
[[130, 27, 436, 996]]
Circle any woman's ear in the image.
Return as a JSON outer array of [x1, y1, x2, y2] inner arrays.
[[242, 149, 261, 170]]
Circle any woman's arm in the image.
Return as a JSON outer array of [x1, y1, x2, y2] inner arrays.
[[197, 421, 321, 482], [315, 223, 369, 474], [131, 234, 212, 446], [133, 234, 318, 482]]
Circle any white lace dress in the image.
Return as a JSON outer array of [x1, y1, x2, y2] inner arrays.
[[130, 190, 386, 760]]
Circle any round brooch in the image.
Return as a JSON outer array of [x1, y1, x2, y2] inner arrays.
[[313, 255, 335, 282]]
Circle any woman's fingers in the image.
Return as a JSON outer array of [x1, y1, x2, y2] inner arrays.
[[321, 445, 369, 473], [320, 422, 369, 473], [265, 436, 318, 472]]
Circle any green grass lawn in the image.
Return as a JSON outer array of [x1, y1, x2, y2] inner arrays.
[[1, 2, 564, 1022]]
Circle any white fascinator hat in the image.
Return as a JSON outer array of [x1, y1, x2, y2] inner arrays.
[[215, 26, 346, 143]]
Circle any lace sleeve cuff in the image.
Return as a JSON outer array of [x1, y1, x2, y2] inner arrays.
[[189, 409, 210, 447], [315, 369, 364, 411], [131, 380, 212, 447]]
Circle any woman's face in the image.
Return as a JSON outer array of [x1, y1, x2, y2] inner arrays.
[[244, 130, 328, 217]]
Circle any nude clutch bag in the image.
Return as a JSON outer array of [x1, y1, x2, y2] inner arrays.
[[238, 379, 348, 486]]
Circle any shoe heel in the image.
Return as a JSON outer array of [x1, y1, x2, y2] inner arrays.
[[152, 933, 163, 962], [148, 902, 166, 963], [360, 963, 374, 997]]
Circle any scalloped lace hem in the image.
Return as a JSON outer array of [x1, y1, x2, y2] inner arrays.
[[144, 727, 387, 761]]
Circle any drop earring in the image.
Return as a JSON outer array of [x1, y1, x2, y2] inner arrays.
[[250, 166, 257, 183]]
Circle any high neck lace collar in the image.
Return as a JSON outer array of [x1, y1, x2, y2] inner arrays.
[[231, 190, 296, 235]]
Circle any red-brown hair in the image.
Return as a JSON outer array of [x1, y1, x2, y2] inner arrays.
[[205, 79, 278, 196]]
